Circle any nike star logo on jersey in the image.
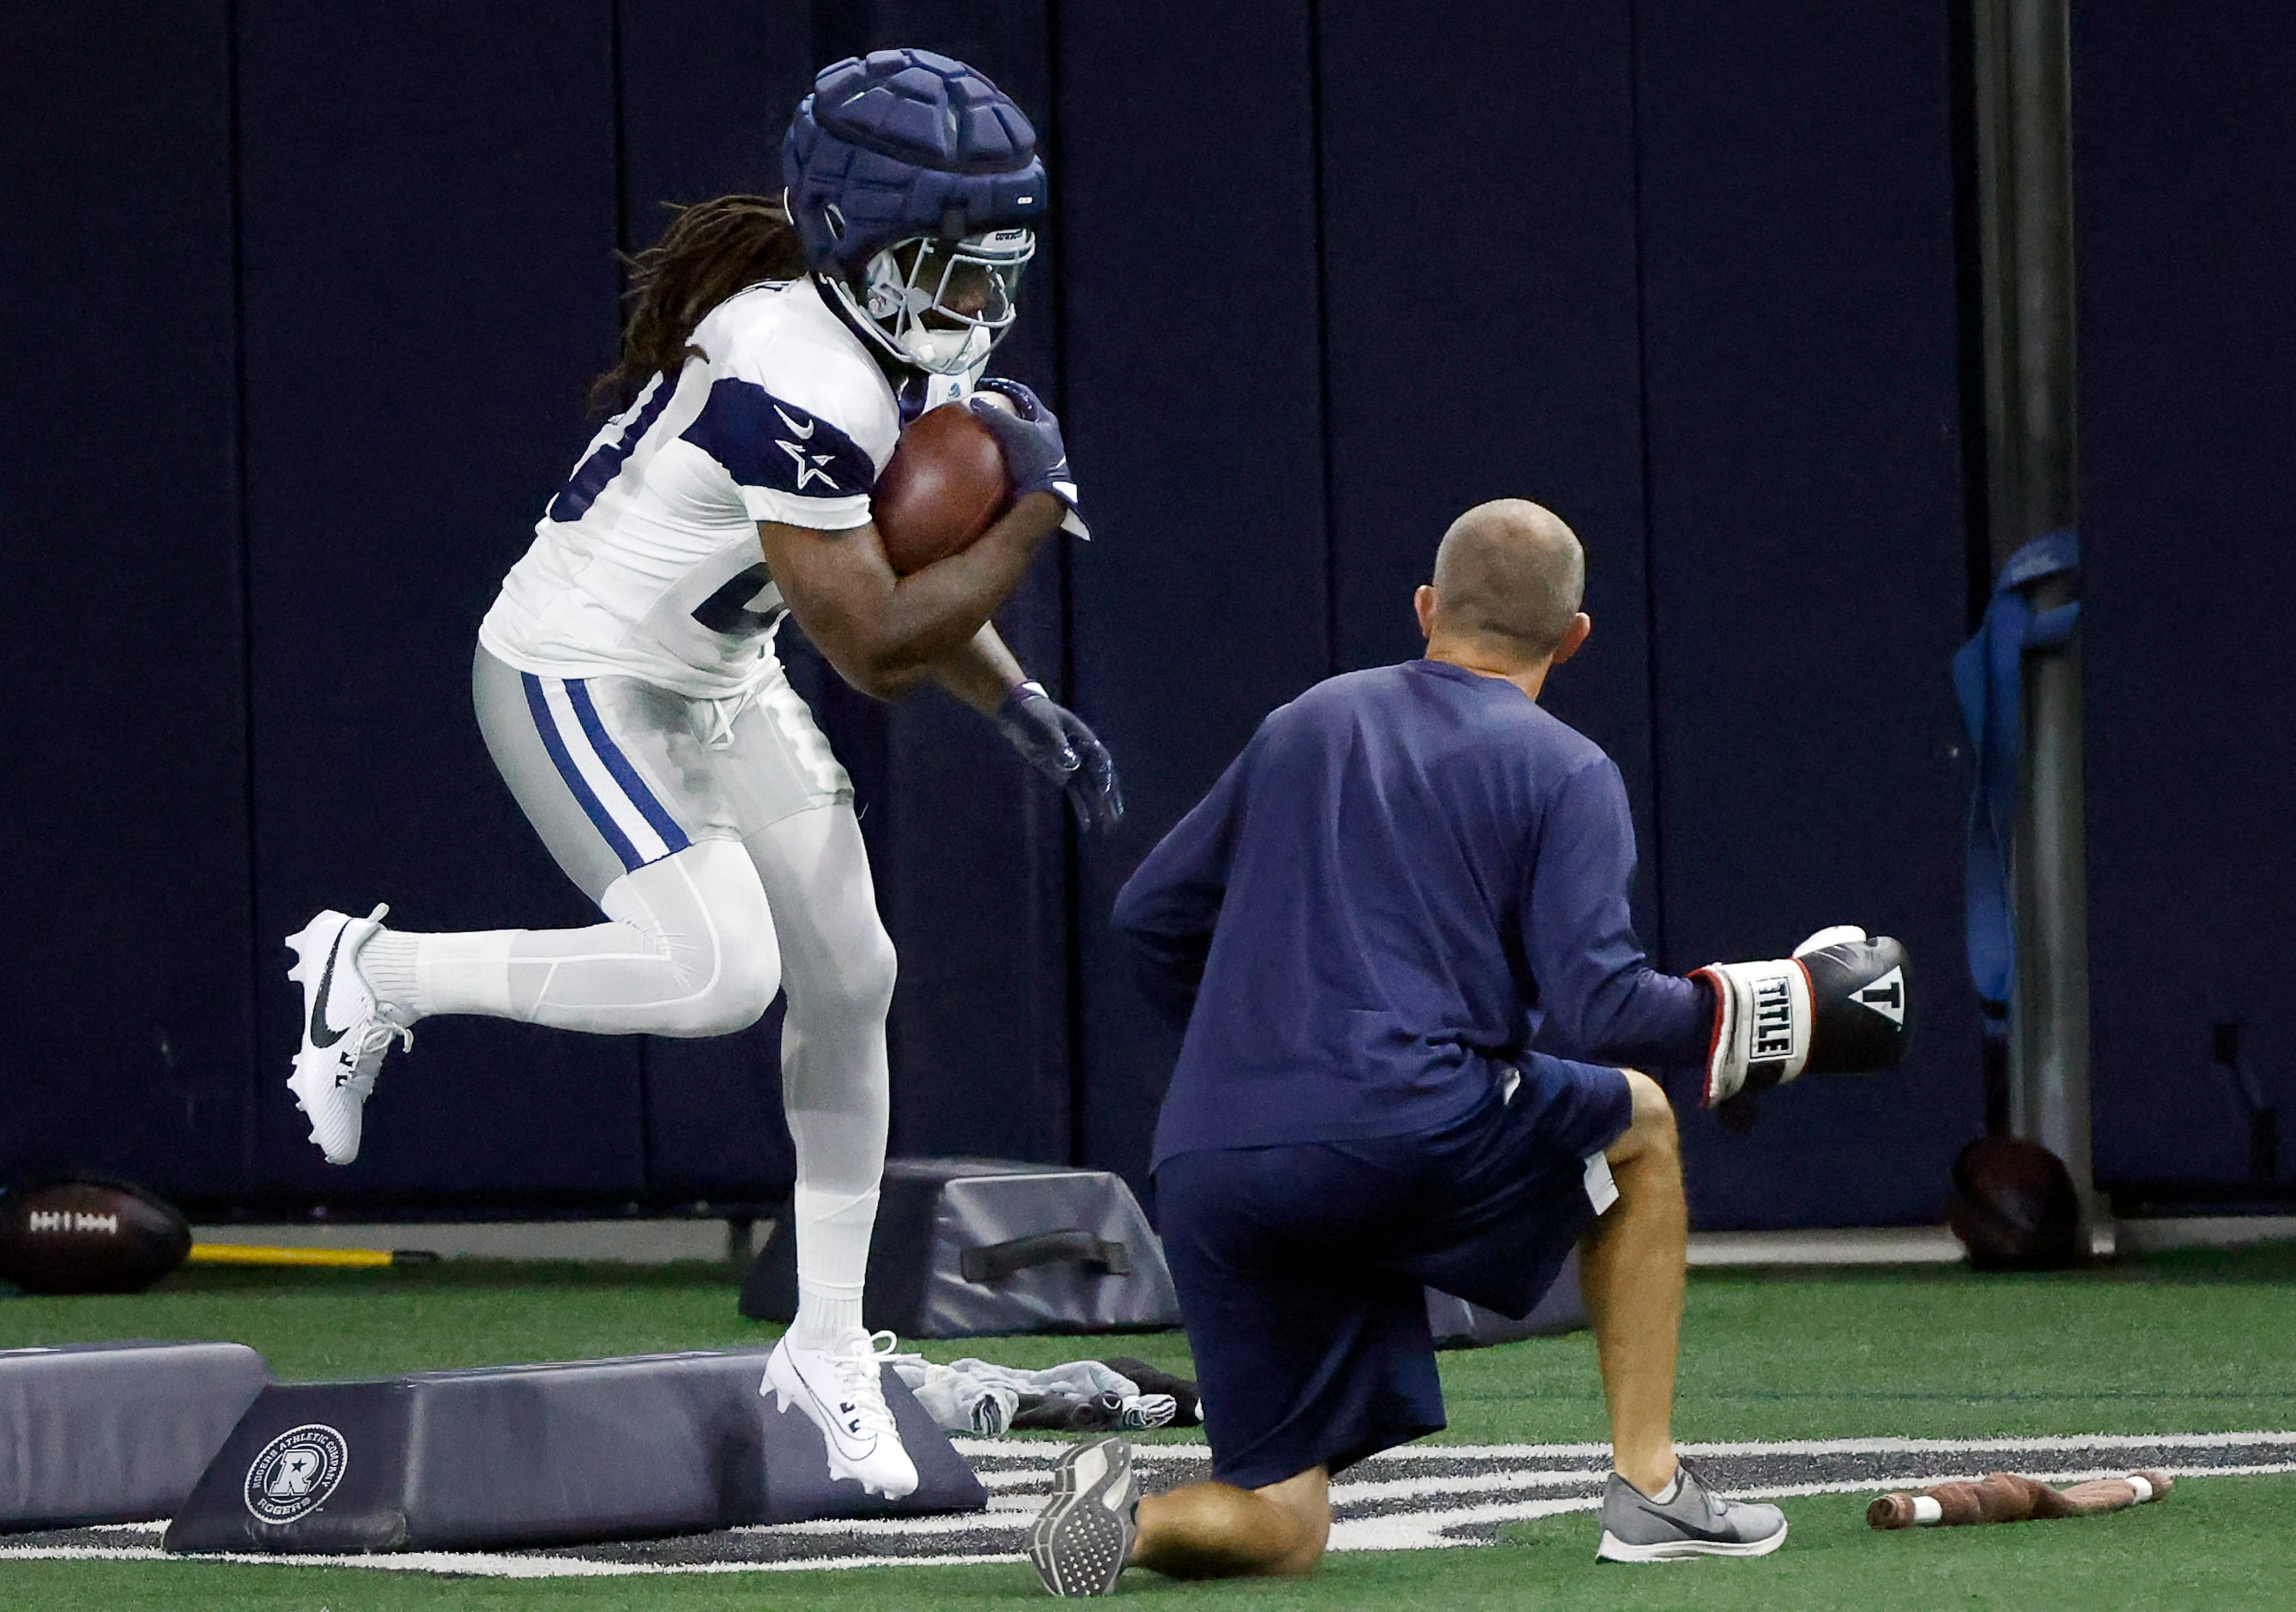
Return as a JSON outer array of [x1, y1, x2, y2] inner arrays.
[[308, 926, 351, 1049], [773, 405, 815, 439], [778, 439, 841, 490]]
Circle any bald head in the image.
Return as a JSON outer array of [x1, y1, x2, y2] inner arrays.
[[1427, 499, 1586, 662]]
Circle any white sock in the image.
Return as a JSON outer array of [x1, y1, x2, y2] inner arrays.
[[355, 927, 426, 1011], [1648, 1468, 1682, 1503], [791, 1283, 867, 1348], [787, 1183, 879, 1348], [360, 927, 514, 1020]]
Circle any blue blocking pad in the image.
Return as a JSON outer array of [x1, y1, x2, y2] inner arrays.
[[165, 1351, 983, 1554], [0, 1342, 271, 1532]]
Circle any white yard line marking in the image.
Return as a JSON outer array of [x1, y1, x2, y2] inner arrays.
[[1357, 1430, 2296, 1462], [1330, 1461, 2296, 1551], [978, 1464, 1605, 1504], [957, 1430, 2296, 1464], [954, 1438, 1209, 1460], [1330, 1468, 1607, 1503], [0, 1543, 1025, 1578], [4, 1439, 2288, 1578], [721, 1499, 1040, 1536]]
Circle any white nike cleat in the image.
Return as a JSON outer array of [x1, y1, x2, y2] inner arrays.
[[762, 1330, 920, 1500], [284, 905, 411, 1167]]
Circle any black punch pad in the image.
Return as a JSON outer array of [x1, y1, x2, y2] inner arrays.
[[1426, 1247, 1589, 1348], [164, 1349, 981, 1554], [742, 1158, 1183, 1337], [0, 1340, 270, 1530]]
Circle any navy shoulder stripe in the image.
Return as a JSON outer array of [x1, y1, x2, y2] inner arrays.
[[547, 373, 675, 524], [681, 380, 876, 500]]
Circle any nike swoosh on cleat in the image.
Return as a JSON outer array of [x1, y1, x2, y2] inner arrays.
[[826, 1420, 878, 1458], [779, 1361, 877, 1459], [308, 925, 351, 1049]]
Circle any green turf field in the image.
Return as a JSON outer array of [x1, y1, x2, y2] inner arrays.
[[3, 1243, 2292, 1609]]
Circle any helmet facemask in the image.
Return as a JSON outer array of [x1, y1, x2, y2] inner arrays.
[[830, 227, 1034, 376]]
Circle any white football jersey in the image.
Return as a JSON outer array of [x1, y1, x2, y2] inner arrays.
[[480, 277, 971, 699]]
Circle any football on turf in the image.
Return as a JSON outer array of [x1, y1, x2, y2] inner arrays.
[[1948, 1137, 2081, 1271], [871, 401, 1014, 575], [0, 1177, 191, 1294]]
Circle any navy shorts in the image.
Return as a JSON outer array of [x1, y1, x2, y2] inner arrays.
[[1153, 1054, 1633, 1489]]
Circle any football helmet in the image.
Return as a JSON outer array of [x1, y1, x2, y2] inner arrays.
[[783, 50, 1045, 375]]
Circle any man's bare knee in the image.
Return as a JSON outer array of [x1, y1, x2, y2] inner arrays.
[[1253, 1468, 1330, 1575], [1135, 1467, 1330, 1579], [1607, 1068, 1678, 1166]]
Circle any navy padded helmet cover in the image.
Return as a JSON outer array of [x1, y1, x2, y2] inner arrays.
[[784, 50, 1045, 270]]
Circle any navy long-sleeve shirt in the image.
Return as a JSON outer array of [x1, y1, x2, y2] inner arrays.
[[1115, 659, 1710, 1168]]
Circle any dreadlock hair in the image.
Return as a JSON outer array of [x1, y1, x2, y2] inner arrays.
[[591, 194, 811, 412]]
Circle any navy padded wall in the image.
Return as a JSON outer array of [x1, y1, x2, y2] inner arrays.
[[616, 0, 813, 227], [8, 2, 2036, 1226], [2076, 9, 2296, 1186], [609, 0, 816, 1203], [1060, 3, 1334, 1185], [851, 2, 1075, 1166], [237, 3, 642, 1204], [1634, 4, 1978, 1225], [0, 5, 257, 1199], [621, 4, 1076, 1185], [1318, 3, 1659, 936]]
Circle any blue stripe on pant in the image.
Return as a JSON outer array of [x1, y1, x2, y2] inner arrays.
[[520, 672, 647, 872], [564, 679, 693, 858]]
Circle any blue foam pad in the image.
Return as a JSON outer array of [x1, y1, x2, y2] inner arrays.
[[1, 1340, 270, 1530], [165, 1349, 982, 1554]]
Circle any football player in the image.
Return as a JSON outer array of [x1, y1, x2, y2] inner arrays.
[[282, 51, 1118, 1500]]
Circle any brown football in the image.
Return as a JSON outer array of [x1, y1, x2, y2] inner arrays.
[[0, 1177, 191, 1294], [870, 401, 1014, 575]]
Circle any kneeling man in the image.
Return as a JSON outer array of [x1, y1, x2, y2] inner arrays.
[[1027, 499, 1908, 1595]]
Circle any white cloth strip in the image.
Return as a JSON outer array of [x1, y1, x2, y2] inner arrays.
[[1583, 1153, 1619, 1215]]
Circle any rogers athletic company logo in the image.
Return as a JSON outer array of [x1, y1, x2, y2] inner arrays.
[[1750, 974, 1796, 1061], [243, 1424, 349, 1524]]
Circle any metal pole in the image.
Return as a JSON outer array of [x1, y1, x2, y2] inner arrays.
[[1969, 0, 2098, 1240]]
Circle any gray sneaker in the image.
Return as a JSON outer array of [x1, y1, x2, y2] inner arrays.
[[1028, 1437, 1139, 1597], [1596, 1461, 1788, 1561]]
